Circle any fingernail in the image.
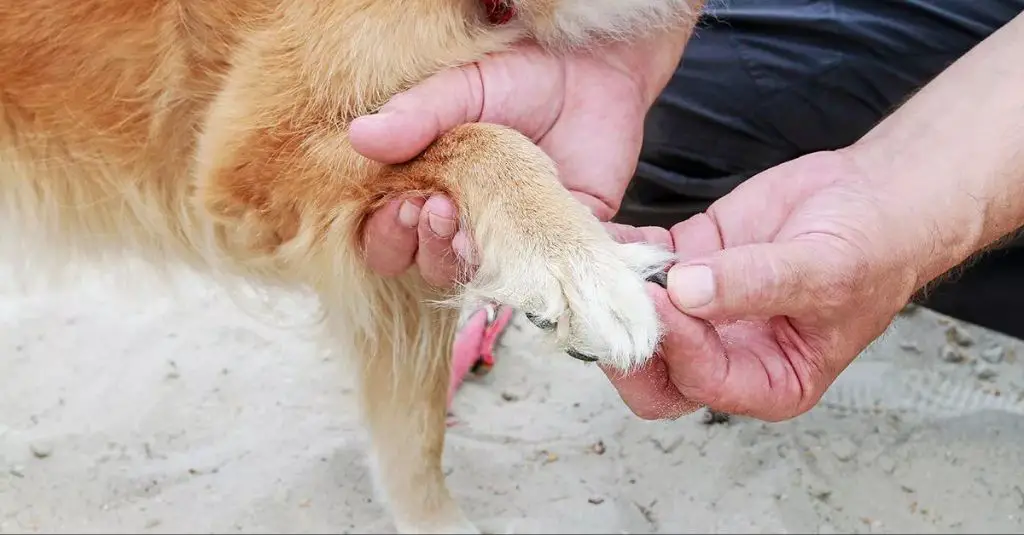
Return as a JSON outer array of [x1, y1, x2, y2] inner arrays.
[[351, 112, 385, 130], [452, 232, 477, 265], [397, 200, 420, 228], [427, 212, 455, 238], [667, 265, 715, 309]]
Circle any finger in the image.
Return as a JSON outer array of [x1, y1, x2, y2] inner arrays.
[[647, 282, 801, 419], [643, 286, 730, 409], [572, 191, 617, 221], [451, 230, 480, 268], [666, 240, 829, 321], [601, 285, 711, 420], [416, 195, 462, 287], [604, 222, 674, 250], [602, 353, 703, 421], [667, 213, 725, 262], [362, 198, 423, 277], [348, 65, 484, 164]]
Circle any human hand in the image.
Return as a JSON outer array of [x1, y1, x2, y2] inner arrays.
[[352, 32, 689, 285], [604, 151, 931, 422], [608, 13, 1024, 422]]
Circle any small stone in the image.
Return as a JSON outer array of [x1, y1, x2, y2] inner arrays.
[[829, 437, 857, 462], [144, 519, 162, 529], [876, 454, 896, 474], [899, 341, 920, 353], [165, 360, 180, 380], [812, 490, 832, 502], [939, 344, 966, 364], [703, 409, 731, 425], [541, 450, 559, 464], [591, 440, 606, 455], [977, 367, 998, 382], [9, 465, 24, 478], [30, 442, 52, 459], [500, 391, 519, 402], [981, 346, 1005, 364], [945, 325, 974, 347], [588, 497, 605, 505]]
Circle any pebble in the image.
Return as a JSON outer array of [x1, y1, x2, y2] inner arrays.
[[876, 454, 897, 474], [165, 360, 180, 380], [591, 440, 606, 455], [30, 442, 52, 459], [830, 437, 858, 462], [945, 325, 975, 347], [981, 346, 1006, 364], [703, 410, 731, 425], [500, 391, 519, 402], [939, 344, 967, 364], [977, 367, 998, 382], [9, 465, 24, 478], [588, 497, 605, 505], [899, 341, 920, 353]]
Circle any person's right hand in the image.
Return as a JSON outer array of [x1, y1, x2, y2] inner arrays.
[[609, 9, 1024, 423], [602, 150, 957, 421]]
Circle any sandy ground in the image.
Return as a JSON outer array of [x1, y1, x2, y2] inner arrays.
[[2, 266, 1024, 534]]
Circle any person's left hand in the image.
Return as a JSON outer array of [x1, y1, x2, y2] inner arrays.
[[351, 33, 688, 284]]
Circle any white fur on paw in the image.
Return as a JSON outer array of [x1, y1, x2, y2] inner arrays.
[[469, 236, 674, 372], [555, 240, 674, 370]]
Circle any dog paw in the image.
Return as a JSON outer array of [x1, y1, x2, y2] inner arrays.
[[470, 236, 674, 371]]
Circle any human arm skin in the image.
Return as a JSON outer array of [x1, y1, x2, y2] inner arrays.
[[843, 11, 1024, 294]]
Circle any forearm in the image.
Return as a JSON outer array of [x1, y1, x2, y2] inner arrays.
[[844, 12, 1024, 291]]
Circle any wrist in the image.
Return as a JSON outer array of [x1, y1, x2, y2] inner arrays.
[[841, 12, 1024, 292]]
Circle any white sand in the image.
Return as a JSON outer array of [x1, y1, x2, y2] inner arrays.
[[2, 267, 1024, 534]]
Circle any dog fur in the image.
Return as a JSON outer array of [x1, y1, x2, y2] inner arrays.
[[0, 0, 699, 532]]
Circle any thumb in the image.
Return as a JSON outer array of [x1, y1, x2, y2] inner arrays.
[[666, 240, 838, 321], [348, 65, 484, 164]]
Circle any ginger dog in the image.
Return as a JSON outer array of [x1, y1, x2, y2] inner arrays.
[[0, 1, 700, 532]]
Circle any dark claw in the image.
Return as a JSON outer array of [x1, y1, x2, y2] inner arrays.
[[524, 311, 557, 331], [646, 270, 668, 289], [702, 409, 731, 425], [566, 348, 599, 363]]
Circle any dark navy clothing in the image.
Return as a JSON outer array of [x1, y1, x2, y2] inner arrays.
[[614, 1, 1024, 337], [628, 0, 1024, 205]]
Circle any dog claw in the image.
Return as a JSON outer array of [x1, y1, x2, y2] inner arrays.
[[566, 348, 599, 363], [524, 311, 557, 331], [646, 270, 668, 289]]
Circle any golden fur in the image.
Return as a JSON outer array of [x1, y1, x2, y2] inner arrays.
[[0, 0, 698, 532]]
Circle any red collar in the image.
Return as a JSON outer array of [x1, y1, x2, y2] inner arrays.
[[482, 0, 516, 25]]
